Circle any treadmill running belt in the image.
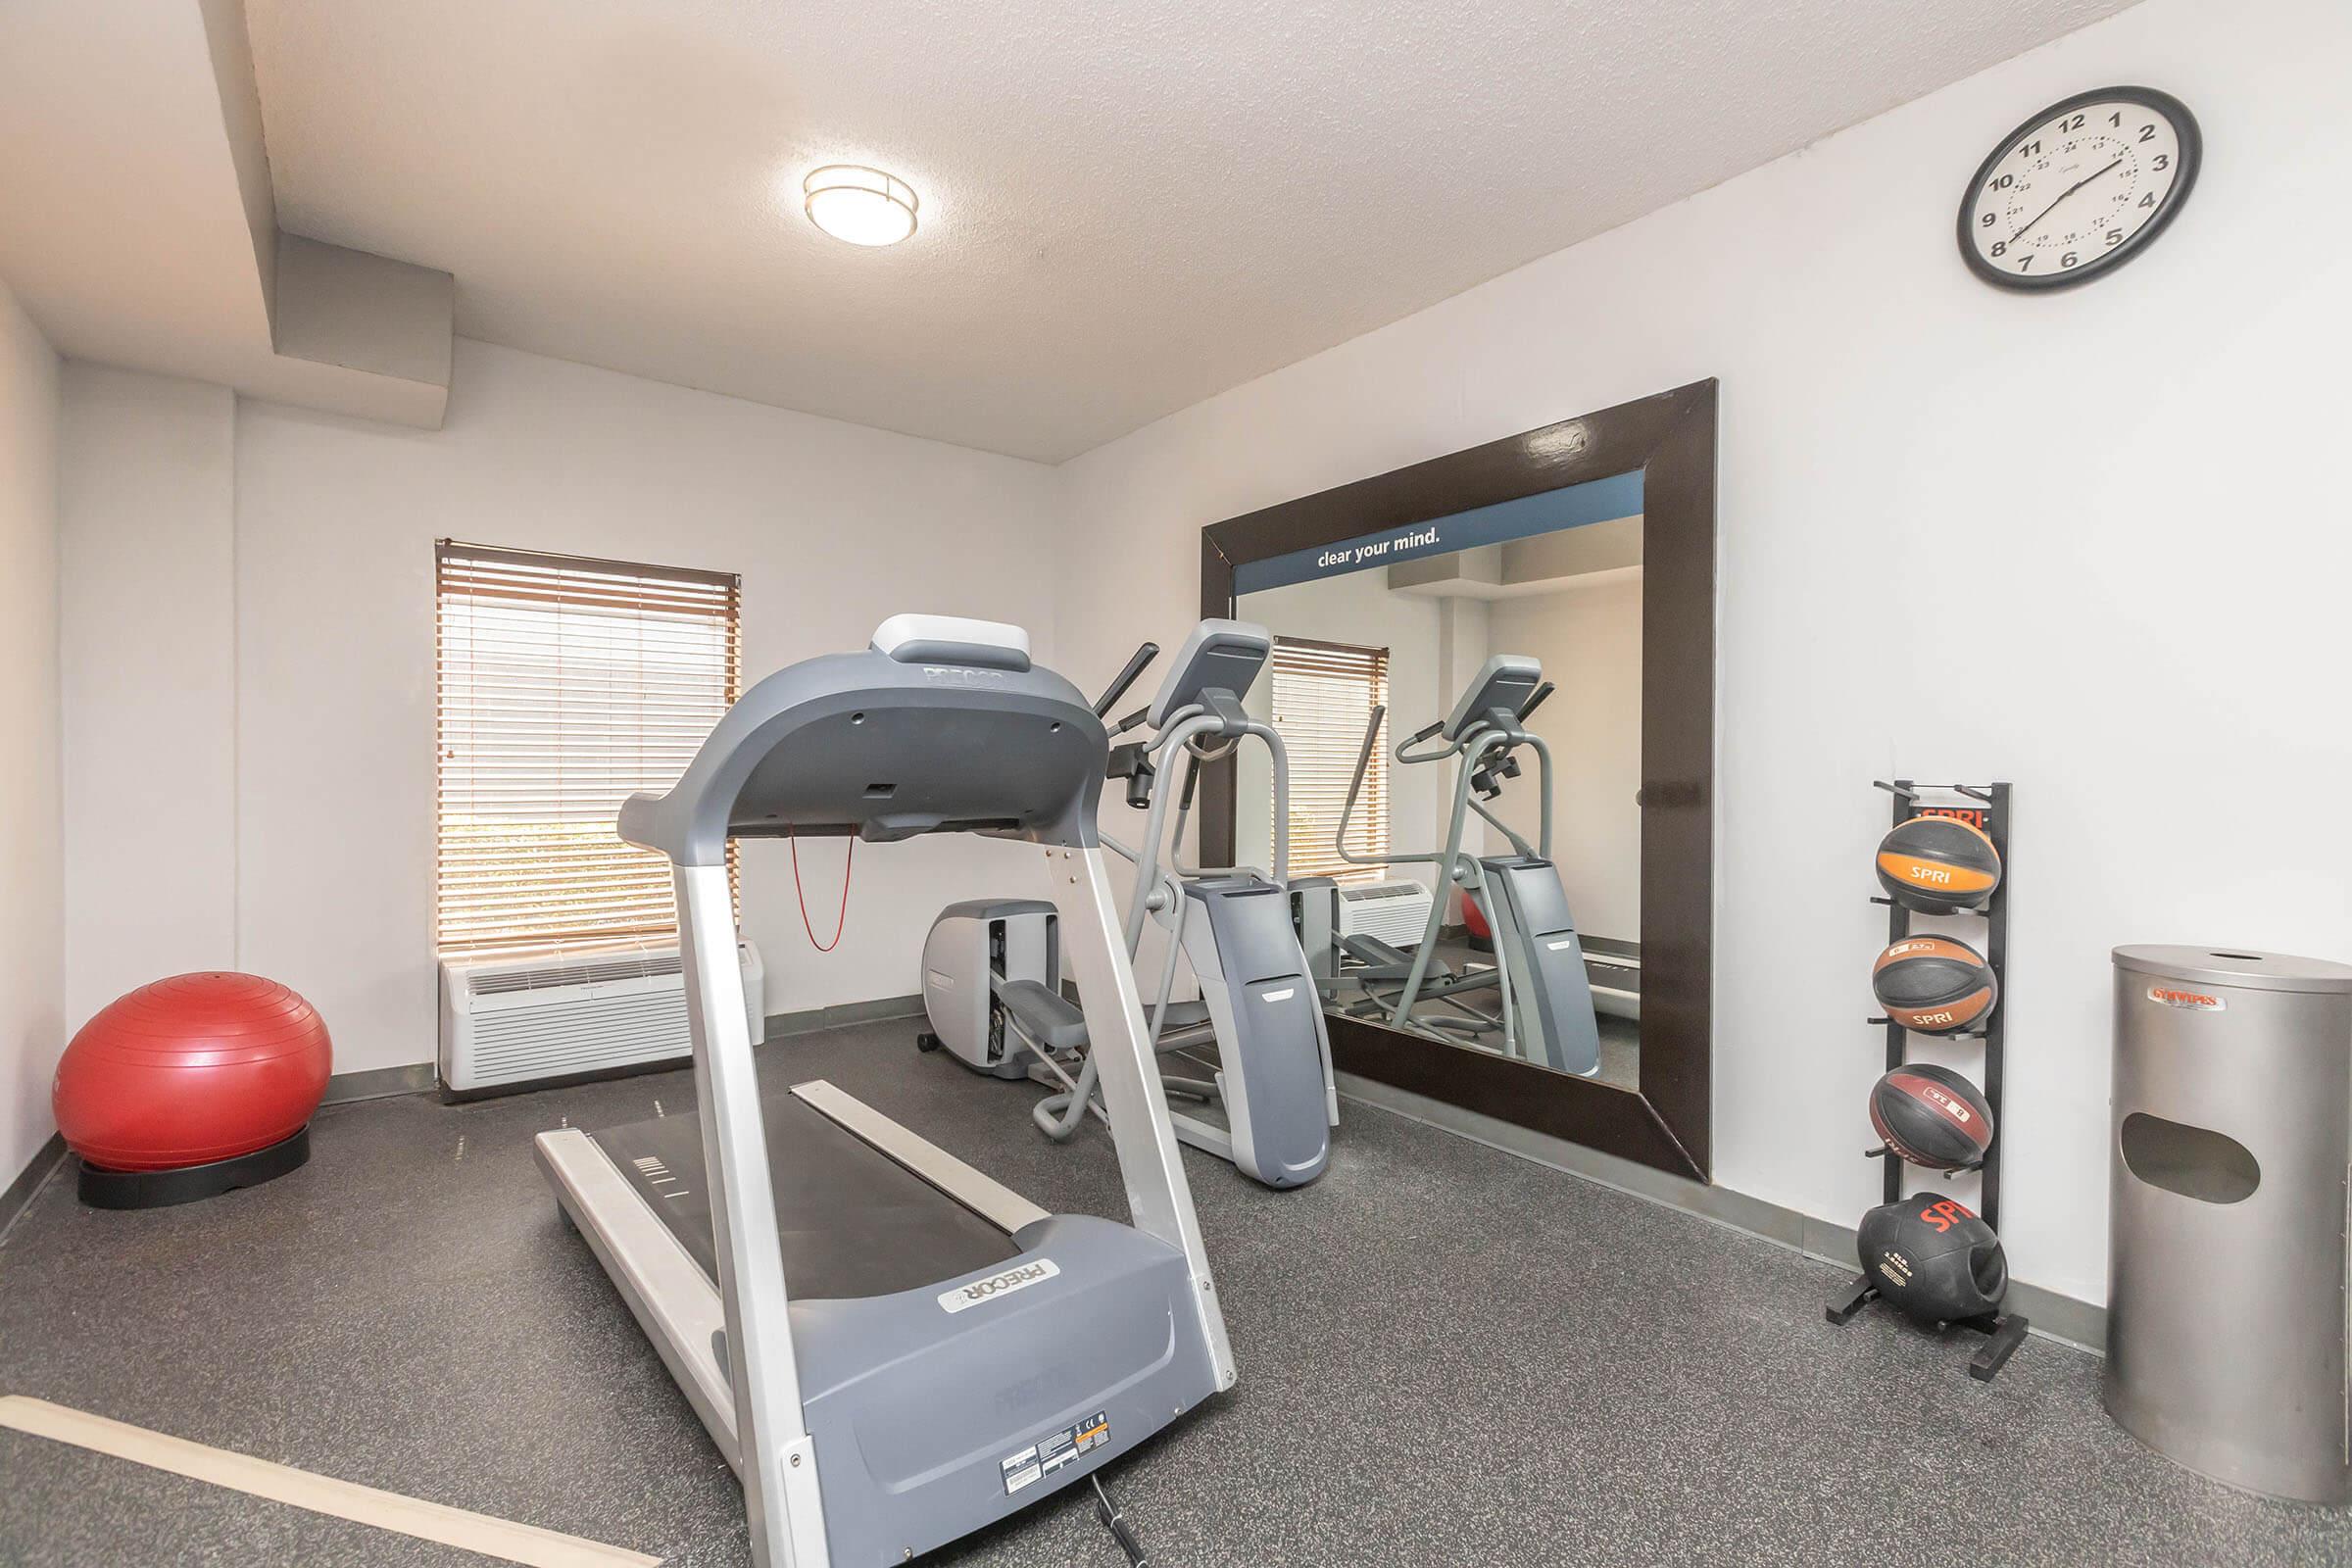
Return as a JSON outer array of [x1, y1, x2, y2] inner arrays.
[[592, 1102, 1020, 1301]]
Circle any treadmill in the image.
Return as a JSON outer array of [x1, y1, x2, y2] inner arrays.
[[536, 614, 1236, 1568]]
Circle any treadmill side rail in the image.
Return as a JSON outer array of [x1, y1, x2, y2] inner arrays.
[[534, 1126, 736, 1460], [789, 1080, 1050, 1234]]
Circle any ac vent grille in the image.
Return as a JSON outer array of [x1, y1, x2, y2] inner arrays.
[[467, 952, 685, 995], [1335, 879, 1435, 947], [471, 990, 694, 1077], [439, 941, 762, 1092]]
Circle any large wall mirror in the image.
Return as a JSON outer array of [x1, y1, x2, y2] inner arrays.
[[1200, 381, 1716, 1180]]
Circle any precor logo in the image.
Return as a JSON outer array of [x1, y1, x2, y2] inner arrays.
[[922, 665, 1010, 685], [938, 1258, 1061, 1315]]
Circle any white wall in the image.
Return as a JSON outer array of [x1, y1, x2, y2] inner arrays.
[[58, 366, 238, 1025], [55, 340, 1060, 1077], [232, 341, 1061, 1073], [1490, 576, 1642, 944], [1054, 0, 2352, 1304], [0, 275, 63, 1184]]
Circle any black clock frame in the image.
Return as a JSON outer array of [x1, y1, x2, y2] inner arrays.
[[1958, 84, 2202, 292]]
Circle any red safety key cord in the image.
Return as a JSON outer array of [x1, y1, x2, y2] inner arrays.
[[790, 833, 855, 953]]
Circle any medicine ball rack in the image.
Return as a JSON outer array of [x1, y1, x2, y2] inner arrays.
[[1825, 778, 2028, 1382]]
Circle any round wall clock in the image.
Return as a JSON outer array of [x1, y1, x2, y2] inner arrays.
[[1958, 86, 2201, 290]]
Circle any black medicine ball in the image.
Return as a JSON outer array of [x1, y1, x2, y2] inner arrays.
[[1875, 814, 2002, 914], [1872, 936, 1998, 1035], [1856, 1194, 2009, 1324], [1869, 1062, 1994, 1170]]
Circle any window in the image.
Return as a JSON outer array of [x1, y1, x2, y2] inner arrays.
[[435, 541, 741, 955], [1268, 636, 1391, 884]]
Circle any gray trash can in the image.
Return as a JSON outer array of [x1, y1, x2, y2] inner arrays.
[[2107, 946, 2352, 1503]]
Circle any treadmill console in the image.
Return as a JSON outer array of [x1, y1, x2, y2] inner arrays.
[[1443, 654, 1543, 740], [1147, 619, 1274, 726], [870, 612, 1033, 670]]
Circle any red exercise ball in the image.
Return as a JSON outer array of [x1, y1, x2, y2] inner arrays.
[[54, 972, 330, 1205], [1460, 895, 1493, 942]]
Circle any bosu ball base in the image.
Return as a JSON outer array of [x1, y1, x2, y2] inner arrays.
[[76, 1125, 312, 1210]]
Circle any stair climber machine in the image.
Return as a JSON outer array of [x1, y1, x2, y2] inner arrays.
[[1318, 654, 1604, 1077], [536, 614, 1235, 1568], [917, 619, 1338, 1190]]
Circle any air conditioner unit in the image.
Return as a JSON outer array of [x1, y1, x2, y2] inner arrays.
[[439, 938, 764, 1093], [1337, 879, 1436, 948]]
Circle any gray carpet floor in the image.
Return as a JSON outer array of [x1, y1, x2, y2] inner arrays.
[[2, 1017, 2345, 1567]]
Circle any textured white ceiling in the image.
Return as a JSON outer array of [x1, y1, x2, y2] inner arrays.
[[247, 0, 2135, 462], [0, 0, 453, 427]]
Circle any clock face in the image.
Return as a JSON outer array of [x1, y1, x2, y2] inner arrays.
[[1960, 87, 2201, 289]]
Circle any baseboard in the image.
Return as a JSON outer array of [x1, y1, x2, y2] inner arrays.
[[11, 1069, 433, 1229], [1335, 1072, 2106, 1355], [323, 1062, 439, 1104], [0, 1134, 70, 1243], [764, 993, 924, 1039], [1798, 1214, 2104, 1351]]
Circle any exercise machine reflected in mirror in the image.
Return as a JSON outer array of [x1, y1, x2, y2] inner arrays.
[[1200, 381, 1716, 1180], [1233, 467, 1642, 1088], [1323, 654, 1608, 1077]]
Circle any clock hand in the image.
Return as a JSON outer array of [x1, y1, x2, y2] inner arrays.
[[2010, 157, 2125, 245]]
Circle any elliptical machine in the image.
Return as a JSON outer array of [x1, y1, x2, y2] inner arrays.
[[919, 620, 1338, 1189], [1319, 654, 1603, 1076]]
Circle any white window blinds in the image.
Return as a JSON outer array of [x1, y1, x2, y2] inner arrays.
[[1268, 636, 1391, 884], [435, 541, 741, 955]]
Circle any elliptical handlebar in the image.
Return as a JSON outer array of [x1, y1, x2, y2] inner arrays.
[[1093, 641, 1161, 717], [1332, 705, 1395, 866], [1123, 707, 1291, 949], [1518, 680, 1555, 720]]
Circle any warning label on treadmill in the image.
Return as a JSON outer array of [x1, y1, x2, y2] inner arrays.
[[938, 1257, 1060, 1315], [1001, 1413, 1110, 1495]]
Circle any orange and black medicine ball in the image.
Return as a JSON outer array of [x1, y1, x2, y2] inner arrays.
[[1874, 813, 2002, 914], [1872, 936, 1998, 1035], [1869, 1062, 1994, 1170], [1857, 1194, 2008, 1324]]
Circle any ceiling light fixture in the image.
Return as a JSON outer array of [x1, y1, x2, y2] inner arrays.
[[803, 165, 919, 247]]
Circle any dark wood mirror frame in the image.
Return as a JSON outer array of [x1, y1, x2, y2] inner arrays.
[[1200, 379, 1716, 1181]]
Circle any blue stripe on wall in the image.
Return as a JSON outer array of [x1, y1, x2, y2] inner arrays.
[[1234, 468, 1645, 596]]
